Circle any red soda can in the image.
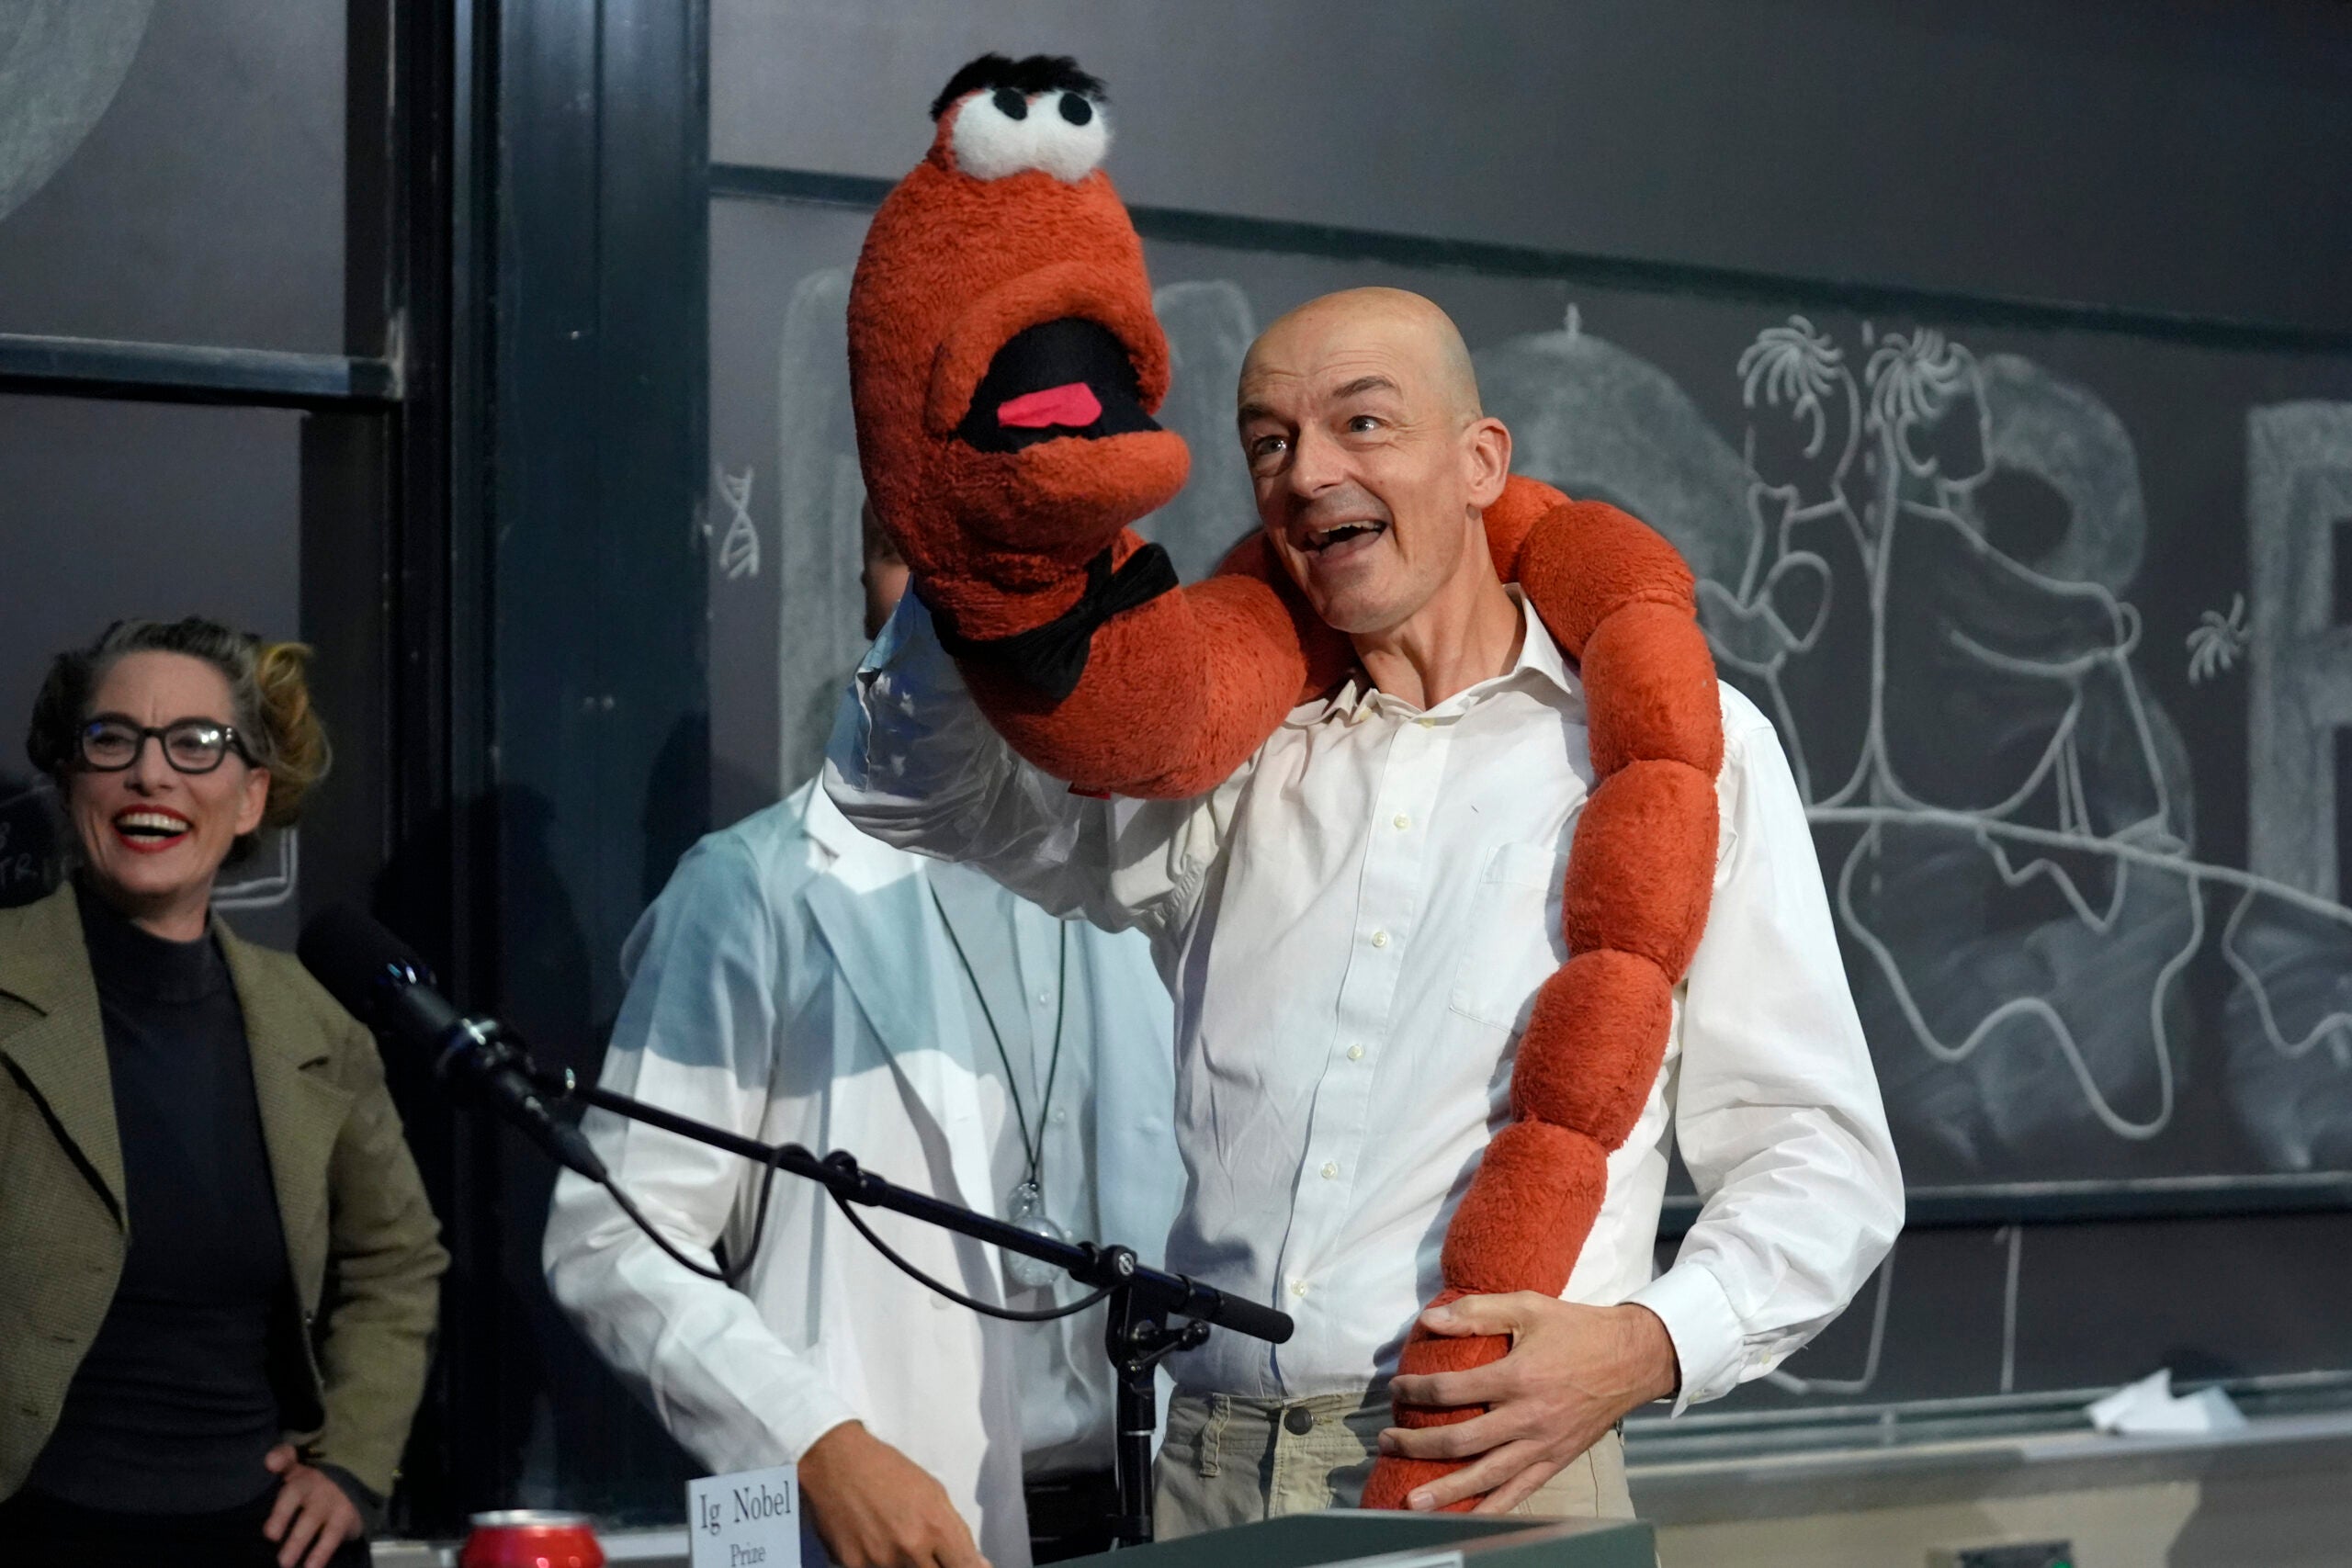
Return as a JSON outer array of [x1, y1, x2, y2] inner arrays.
[[460, 1510, 605, 1568]]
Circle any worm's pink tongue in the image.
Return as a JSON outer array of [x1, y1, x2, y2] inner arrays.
[[997, 382, 1102, 430]]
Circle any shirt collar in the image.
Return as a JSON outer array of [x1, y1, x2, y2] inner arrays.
[[1289, 586, 1583, 728]]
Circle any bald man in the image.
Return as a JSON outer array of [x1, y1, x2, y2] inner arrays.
[[830, 288, 1900, 1531]]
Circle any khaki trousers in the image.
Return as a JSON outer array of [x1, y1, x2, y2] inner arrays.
[[1153, 1390, 1634, 1540]]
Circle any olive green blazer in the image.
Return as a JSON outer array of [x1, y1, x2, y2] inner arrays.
[[0, 882, 447, 1503]]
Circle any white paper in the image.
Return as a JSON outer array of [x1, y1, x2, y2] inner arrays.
[[2086, 1368, 2247, 1436], [688, 1463, 803, 1568], [1354, 1551, 1466, 1568]]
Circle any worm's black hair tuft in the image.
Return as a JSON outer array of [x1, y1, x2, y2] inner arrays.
[[928, 53, 1106, 121]]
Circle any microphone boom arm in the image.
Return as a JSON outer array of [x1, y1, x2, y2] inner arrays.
[[537, 1063, 1292, 1547], [549, 1067, 1287, 1337]]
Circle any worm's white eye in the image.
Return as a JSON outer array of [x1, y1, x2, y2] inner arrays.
[[950, 87, 1110, 182], [1031, 91, 1109, 181]]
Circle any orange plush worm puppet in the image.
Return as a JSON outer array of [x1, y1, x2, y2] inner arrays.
[[847, 54, 1723, 1510]]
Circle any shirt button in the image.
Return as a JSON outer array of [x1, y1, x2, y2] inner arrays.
[[1416, 716, 1437, 728], [931, 1295, 950, 1312], [1370, 930, 1389, 948], [1320, 1161, 1339, 1180], [1392, 813, 1410, 830], [1289, 1278, 1310, 1299], [1035, 991, 1051, 1005], [1346, 1044, 1364, 1062], [1050, 1108, 1069, 1125]]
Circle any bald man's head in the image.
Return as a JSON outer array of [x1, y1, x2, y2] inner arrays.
[[1242, 288, 1483, 426], [1235, 288, 1511, 637]]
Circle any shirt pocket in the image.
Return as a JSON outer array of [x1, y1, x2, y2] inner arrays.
[[1447, 840, 1569, 1033]]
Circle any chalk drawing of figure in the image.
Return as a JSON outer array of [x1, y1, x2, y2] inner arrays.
[[1475, 310, 2192, 1173], [1858, 333, 2177, 855], [1808, 328, 2201, 1175], [1723, 317, 1871, 802]]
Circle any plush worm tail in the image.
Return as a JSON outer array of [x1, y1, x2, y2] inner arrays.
[[1361, 497, 1722, 1511]]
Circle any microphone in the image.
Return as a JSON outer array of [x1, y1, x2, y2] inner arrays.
[[1174, 1282, 1293, 1348], [299, 906, 608, 1183]]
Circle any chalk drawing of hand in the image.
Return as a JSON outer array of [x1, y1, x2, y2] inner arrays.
[[1697, 551, 1834, 672], [2186, 594, 2248, 684]]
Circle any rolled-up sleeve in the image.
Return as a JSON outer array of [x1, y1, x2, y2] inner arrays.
[[1627, 698, 1904, 1412], [824, 592, 1237, 945]]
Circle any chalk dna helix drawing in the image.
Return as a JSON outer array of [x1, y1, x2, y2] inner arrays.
[[710, 462, 762, 581]]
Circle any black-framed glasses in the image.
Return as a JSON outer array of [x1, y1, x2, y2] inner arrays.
[[77, 715, 254, 775]]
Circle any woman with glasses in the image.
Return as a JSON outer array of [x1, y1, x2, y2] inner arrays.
[[0, 618, 446, 1568]]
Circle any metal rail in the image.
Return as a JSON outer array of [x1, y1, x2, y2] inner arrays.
[[0, 333, 399, 409], [708, 163, 2352, 355]]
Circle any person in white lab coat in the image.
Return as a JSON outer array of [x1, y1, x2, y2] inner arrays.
[[543, 518, 1182, 1568]]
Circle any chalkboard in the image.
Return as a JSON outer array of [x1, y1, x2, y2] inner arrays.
[[710, 187, 2352, 1190], [707, 182, 2352, 1417]]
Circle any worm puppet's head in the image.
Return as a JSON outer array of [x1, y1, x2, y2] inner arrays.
[[847, 55, 1190, 600]]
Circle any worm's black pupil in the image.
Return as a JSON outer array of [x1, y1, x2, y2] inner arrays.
[[1058, 93, 1093, 126], [991, 87, 1028, 120]]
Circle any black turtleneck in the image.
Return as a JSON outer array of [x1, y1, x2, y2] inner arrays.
[[28, 886, 294, 1514]]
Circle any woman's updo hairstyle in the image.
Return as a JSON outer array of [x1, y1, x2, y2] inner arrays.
[[26, 617, 333, 860]]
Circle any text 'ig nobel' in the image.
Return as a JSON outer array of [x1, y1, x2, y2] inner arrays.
[[687, 1462, 799, 1568], [702, 1479, 793, 1535]]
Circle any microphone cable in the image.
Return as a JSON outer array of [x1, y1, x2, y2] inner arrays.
[[592, 1127, 1114, 1321]]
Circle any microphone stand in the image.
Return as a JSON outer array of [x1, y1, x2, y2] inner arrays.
[[526, 1053, 1290, 1547]]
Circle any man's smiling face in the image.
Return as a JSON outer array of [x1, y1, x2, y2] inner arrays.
[[1237, 288, 1509, 637]]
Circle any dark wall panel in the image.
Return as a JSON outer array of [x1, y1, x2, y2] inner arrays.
[[712, 0, 2352, 333], [0, 0, 347, 353]]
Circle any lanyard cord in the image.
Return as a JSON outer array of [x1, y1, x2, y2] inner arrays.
[[596, 897, 1095, 1321], [596, 1104, 1115, 1322], [927, 880, 1069, 1190]]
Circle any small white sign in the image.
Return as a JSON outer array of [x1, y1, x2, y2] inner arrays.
[[688, 1463, 802, 1568]]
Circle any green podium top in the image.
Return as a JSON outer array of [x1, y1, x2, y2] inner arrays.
[[1059, 1511, 1653, 1568]]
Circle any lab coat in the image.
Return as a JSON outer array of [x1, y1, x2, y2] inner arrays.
[[544, 783, 1181, 1568]]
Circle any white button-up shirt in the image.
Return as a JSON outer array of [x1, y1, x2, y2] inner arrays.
[[827, 589, 1901, 1413]]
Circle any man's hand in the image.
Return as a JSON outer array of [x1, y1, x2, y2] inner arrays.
[[261, 1444, 362, 1568], [1377, 1295, 1679, 1514], [799, 1421, 991, 1568]]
